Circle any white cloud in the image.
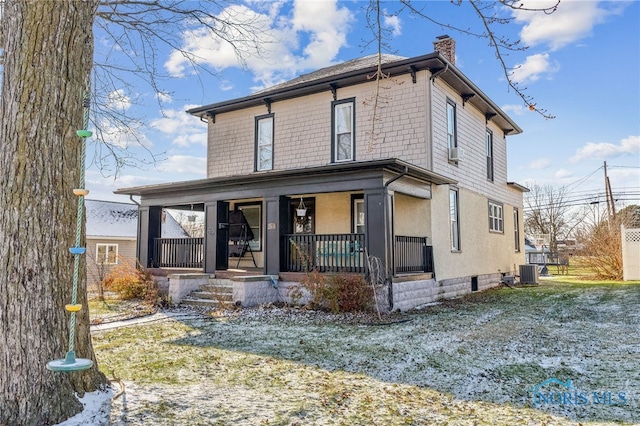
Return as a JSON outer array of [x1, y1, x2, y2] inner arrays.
[[164, 4, 276, 78], [510, 53, 559, 84], [554, 168, 574, 179], [384, 11, 402, 37], [107, 89, 132, 112], [103, 173, 161, 189], [96, 118, 152, 150], [570, 135, 640, 163], [527, 158, 552, 170], [157, 155, 207, 175], [156, 92, 172, 103], [150, 105, 207, 148], [513, 0, 614, 51], [502, 104, 526, 116], [164, 0, 354, 88]]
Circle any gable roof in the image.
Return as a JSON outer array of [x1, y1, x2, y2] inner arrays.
[[85, 199, 188, 238], [187, 51, 522, 135]]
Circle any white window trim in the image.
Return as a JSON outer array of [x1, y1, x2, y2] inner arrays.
[[255, 115, 274, 171], [450, 187, 460, 251], [486, 129, 494, 182], [489, 201, 504, 233], [446, 99, 457, 150], [332, 99, 355, 162], [96, 243, 118, 265], [353, 197, 365, 234], [514, 207, 521, 252]]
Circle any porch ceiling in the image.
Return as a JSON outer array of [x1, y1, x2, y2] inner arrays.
[[115, 158, 456, 201]]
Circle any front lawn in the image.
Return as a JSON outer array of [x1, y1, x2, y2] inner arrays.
[[93, 280, 639, 425]]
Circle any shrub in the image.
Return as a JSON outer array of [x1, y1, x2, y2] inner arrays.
[[102, 259, 158, 302], [301, 270, 373, 314]]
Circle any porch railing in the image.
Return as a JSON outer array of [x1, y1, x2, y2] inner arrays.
[[153, 237, 204, 269], [395, 236, 433, 274], [283, 234, 365, 273], [283, 234, 434, 274]]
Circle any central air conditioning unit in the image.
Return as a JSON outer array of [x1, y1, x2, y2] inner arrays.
[[448, 146, 464, 161], [519, 264, 539, 284]]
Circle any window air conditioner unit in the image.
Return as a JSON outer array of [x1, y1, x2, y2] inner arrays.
[[448, 147, 464, 161]]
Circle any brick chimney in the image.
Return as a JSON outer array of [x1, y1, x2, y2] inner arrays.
[[433, 35, 455, 65]]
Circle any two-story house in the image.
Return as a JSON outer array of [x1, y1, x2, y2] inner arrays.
[[116, 36, 527, 311]]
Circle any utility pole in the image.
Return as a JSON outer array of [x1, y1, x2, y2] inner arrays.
[[604, 161, 616, 220]]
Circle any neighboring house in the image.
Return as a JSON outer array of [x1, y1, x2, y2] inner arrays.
[[116, 36, 528, 311], [85, 200, 188, 291]]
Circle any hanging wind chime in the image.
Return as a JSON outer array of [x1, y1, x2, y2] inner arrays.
[[46, 88, 94, 372]]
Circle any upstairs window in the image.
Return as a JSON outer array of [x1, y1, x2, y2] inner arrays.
[[446, 100, 457, 150], [255, 114, 273, 171], [489, 201, 504, 233], [332, 99, 355, 162], [486, 129, 494, 181]]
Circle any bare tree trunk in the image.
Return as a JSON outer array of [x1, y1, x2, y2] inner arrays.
[[0, 1, 107, 425]]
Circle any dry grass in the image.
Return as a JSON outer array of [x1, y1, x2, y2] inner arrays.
[[92, 280, 640, 425]]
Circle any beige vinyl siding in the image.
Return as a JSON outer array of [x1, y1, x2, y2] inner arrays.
[[430, 79, 522, 208], [207, 71, 432, 178], [86, 238, 136, 292]]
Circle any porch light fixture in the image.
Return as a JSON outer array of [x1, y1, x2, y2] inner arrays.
[[296, 197, 307, 217], [188, 204, 197, 222]]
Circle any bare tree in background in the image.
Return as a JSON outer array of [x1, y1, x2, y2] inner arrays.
[[577, 205, 640, 280], [524, 183, 584, 253]]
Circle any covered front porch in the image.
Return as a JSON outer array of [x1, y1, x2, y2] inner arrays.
[[153, 233, 434, 275], [116, 159, 453, 281]]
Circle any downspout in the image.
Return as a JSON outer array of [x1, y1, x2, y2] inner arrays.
[[129, 195, 140, 206], [429, 63, 449, 83], [383, 166, 409, 311]]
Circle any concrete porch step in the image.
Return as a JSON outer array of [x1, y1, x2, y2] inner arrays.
[[180, 298, 228, 308], [200, 283, 233, 293], [179, 278, 235, 309], [189, 290, 233, 301]]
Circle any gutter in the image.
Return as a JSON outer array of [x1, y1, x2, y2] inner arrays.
[[429, 63, 449, 82], [383, 166, 409, 311]]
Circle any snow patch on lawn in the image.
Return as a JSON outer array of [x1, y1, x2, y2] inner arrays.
[[55, 387, 113, 426]]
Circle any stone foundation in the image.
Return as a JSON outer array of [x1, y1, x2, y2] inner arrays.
[[191, 272, 505, 312], [391, 272, 503, 312], [231, 276, 312, 307]]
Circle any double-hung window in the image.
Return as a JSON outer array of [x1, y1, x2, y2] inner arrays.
[[486, 129, 494, 181], [450, 187, 460, 251], [332, 99, 355, 162], [446, 100, 457, 151], [489, 201, 504, 233], [96, 244, 118, 265], [255, 114, 274, 171], [514, 208, 521, 251]]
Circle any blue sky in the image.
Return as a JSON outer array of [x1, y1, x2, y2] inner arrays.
[[88, 0, 640, 208]]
